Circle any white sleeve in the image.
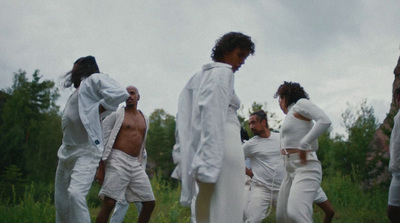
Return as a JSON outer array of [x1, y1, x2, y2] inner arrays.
[[195, 68, 234, 183], [293, 99, 331, 150]]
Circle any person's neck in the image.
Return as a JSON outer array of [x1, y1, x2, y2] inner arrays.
[[125, 105, 139, 113], [258, 129, 271, 138]]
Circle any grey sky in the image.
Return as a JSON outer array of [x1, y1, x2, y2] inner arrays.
[[1, 0, 399, 136]]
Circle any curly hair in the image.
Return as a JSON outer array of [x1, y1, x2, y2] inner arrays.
[[63, 56, 100, 88], [211, 32, 255, 62], [274, 81, 309, 107]]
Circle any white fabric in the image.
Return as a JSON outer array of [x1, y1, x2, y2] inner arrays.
[[390, 110, 400, 173], [243, 133, 284, 190], [99, 149, 155, 203], [55, 142, 102, 223], [78, 72, 129, 151], [102, 107, 149, 164], [55, 73, 127, 223], [109, 150, 148, 223], [276, 153, 322, 223], [172, 62, 236, 206], [281, 99, 331, 151], [61, 90, 88, 145], [389, 175, 400, 206], [195, 121, 245, 223], [245, 184, 280, 223]]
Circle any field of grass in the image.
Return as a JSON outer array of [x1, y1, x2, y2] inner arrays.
[[0, 173, 390, 223]]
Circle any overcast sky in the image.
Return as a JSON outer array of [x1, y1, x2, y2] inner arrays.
[[1, 0, 399, 136]]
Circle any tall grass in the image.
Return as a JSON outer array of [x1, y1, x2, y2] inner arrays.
[[0, 172, 389, 222]]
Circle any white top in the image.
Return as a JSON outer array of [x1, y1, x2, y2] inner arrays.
[[59, 73, 128, 153], [172, 62, 238, 206], [390, 110, 400, 174], [62, 90, 89, 145], [280, 99, 331, 151], [101, 107, 149, 164], [243, 133, 284, 191]]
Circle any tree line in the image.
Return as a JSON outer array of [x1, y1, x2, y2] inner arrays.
[[0, 70, 391, 202]]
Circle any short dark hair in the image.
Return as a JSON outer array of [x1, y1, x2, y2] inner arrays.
[[250, 110, 269, 128], [64, 56, 100, 88], [211, 32, 255, 62], [274, 81, 309, 107]]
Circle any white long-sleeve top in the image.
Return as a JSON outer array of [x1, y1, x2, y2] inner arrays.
[[61, 72, 128, 152], [101, 107, 149, 164], [172, 62, 236, 206], [243, 133, 284, 191], [390, 110, 400, 174], [281, 99, 331, 151]]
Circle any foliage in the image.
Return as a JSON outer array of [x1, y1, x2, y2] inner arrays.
[[0, 70, 61, 183], [146, 109, 176, 180], [0, 165, 26, 202]]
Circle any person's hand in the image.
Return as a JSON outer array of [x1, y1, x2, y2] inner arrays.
[[95, 161, 105, 185], [299, 150, 308, 165]]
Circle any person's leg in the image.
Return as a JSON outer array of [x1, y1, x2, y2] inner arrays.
[[276, 156, 292, 223], [138, 200, 156, 223], [109, 201, 130, 223], [244, 185, 271, 223], [96, 196, 117, 223], [55, 160, 71, 223], [388, 174, 400, 222], [286, 159, 322, 223], [196, 182, 215, 223], [69, 154, 100, 223], [316, 200, 335, 223]]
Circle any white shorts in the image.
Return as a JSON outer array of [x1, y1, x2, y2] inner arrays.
[[99, 149, 155, 203], [389, 174, 400, 206]]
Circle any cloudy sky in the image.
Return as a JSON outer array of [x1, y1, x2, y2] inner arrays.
[[1, 0, 399, 136]]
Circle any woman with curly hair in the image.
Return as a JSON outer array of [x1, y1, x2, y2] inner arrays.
[[172, 32, 255, 223], [274, 81, 331, 223]]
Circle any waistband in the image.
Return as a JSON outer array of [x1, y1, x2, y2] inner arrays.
[[110, 148, 139, 162]]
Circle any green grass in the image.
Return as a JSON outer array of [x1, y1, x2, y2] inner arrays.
[[0, 173, 390, 222]]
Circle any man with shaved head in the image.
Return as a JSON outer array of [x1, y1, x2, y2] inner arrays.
[[96, 86, 155, 223]]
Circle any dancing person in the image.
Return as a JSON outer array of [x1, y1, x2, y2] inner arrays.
[[172, 31, 255, 223], [274, 81, 332, 223], [96, 86, 155, 223], [388, 56, 400, 223], [55, 56, 128, 223]]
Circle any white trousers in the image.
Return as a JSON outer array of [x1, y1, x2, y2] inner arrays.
[[195, 123, 245, 223], [109, 201, 143, 223], [276, 153, 322, 223], [389, 174, 400, 206], [244, 184, 279, 223], [55, 142, 101, 223]]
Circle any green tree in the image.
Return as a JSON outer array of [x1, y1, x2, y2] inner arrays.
[[0, 70, 61, 182], [146, 109, 176, 180], [334, 100, 380, 183]]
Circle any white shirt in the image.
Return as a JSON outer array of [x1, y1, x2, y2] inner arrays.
[[281, 99, 331, 151], [101, 107, 149, 164], [390, 110, 400, 173], [172, 62, 236, 206], [243, 133, 284, 191]]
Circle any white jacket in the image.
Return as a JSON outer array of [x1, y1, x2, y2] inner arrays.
[[78, 72, 128, 152], [101, 107, 149, 164], [172, 62, 235, 206]]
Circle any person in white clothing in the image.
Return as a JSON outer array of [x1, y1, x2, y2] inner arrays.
[[109, 149, 148, 223], [388, 56, 400, 223], [96, 86, 155, 223], [172, 32, 255, 223], [274, 81, 332, 223], [55, 56, 129, 223], [244, 110, 334, 223]]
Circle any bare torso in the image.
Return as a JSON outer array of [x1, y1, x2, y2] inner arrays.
[[113, 109, 146, 157]]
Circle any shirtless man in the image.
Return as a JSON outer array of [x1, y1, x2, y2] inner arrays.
[[96, 86, 155, 223]]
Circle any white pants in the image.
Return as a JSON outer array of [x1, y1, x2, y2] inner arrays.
[[244, 183, 279, 223], [55, 142, 101, 223], [276, 153, 322, 223], [389, 174, 400, 206], [109, 201, 143, 223], [195, 123, 245, 223]]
